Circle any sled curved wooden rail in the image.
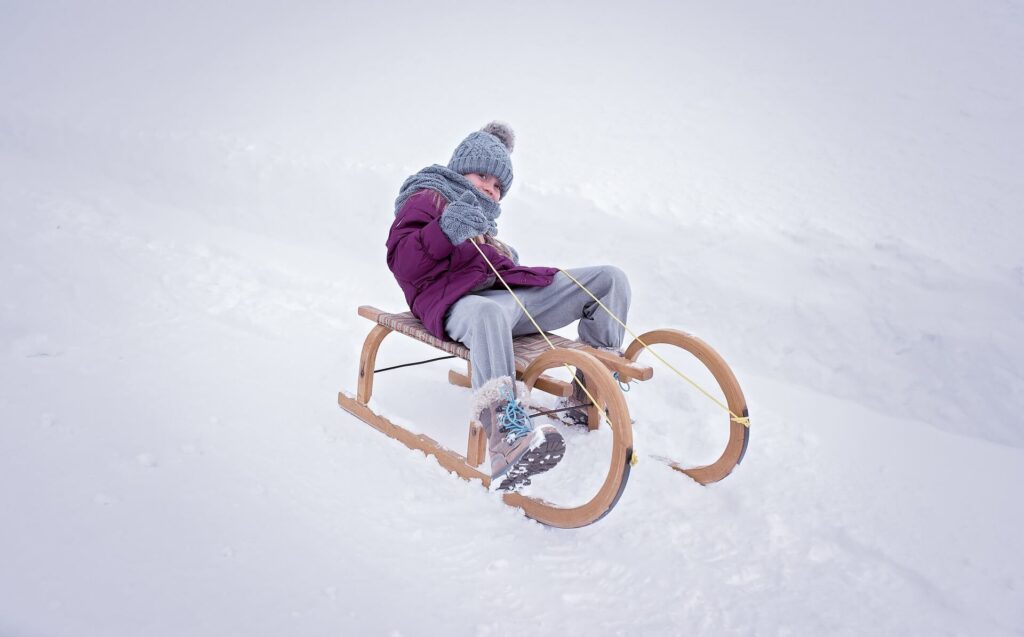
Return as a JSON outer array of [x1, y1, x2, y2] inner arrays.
[[338, 305, 748, 528], [625, 329, 749, 483]]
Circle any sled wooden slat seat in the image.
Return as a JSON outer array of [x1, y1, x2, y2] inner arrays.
[[356, 305, 654, 388]]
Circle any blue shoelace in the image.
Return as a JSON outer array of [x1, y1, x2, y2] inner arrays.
[[499, 385, 532, 441]]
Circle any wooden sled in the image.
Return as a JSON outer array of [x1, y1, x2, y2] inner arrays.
[[338, 305, 749, 529]]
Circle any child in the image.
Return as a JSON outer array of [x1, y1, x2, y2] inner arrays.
[[387, 122, 631, 491]]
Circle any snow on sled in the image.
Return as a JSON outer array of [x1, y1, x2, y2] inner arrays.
[[338, 305, 749, 529]]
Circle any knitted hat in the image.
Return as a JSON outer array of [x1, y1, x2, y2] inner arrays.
[[448, 121, 516, 199]]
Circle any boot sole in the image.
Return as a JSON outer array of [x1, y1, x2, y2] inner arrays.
[[495, 430, 566, 492]]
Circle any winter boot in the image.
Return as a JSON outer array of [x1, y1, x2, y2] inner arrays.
[[553, 347, 629, 430], [472, 377, 566, 491], [553, 369, 592, 429]]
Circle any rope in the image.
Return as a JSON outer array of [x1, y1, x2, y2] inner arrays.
[[528, 402, 594, 419], [374, 354, 458, 374], [557, 269, 750, 427]]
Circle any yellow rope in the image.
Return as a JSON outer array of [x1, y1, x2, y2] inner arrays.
[[469, 240, 621, 437], [470, 238, 748, 430], [557, 269, 750, 428]]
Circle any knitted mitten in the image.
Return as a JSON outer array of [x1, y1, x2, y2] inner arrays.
[[439, 191, 490, 245]]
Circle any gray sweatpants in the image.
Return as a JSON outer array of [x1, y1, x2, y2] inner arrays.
[[444, 265, 631, 389]]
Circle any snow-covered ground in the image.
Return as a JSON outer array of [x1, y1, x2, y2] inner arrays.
[[2, 2, 1022, 635]]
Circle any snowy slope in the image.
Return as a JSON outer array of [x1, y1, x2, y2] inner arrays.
[[2, 2, 1023, 636]]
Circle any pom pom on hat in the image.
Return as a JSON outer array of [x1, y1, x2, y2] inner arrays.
[[481, 121, 515, 153]]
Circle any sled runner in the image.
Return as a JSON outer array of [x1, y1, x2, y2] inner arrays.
[[337, 305, 750, 529]]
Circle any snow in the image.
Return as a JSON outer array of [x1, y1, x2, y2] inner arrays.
[[2, 1, 1023, 635]]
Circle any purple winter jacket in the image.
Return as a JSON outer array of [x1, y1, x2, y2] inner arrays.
[[386, 189, 559, 340]]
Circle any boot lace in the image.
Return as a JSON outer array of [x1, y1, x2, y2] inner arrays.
[[498, 385, 532, 443]]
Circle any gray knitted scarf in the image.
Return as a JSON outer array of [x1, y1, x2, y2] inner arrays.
[[393, 164, 501, 235]]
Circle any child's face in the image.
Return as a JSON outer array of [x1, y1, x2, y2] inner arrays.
[[464, 172, 502, 202]]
